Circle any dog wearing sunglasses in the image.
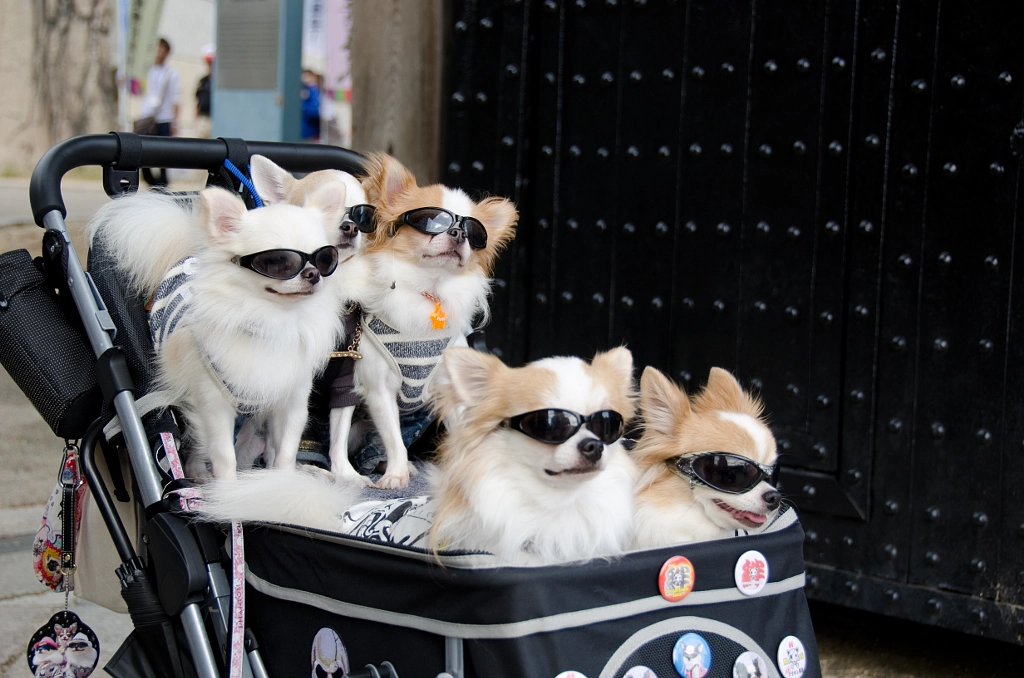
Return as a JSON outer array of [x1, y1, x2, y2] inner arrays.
[[428, 346, 639, 563], [327, 153, 518, 489], [88, 182, 350, 480], [632, 367, 781, 548]]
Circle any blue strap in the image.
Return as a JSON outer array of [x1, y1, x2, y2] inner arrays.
[[222, 158, 264, 208]]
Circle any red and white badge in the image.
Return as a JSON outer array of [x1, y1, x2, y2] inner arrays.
[[777, 636, 808, 678], [734, 549, 769, 595], [658, 555, 696, 602]]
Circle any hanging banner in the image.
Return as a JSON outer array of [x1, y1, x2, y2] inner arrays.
[[127, 0, 165, 83], [324, 0, 352, 95]]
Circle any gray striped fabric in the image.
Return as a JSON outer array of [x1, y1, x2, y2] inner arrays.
[[363, 314, 459, 413], [150, 256, 198, 352]]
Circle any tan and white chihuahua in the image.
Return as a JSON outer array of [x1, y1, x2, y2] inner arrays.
[[632, 367, 781, 548]]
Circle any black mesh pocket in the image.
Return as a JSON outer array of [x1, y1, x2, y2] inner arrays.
[[0, 249, 100, 438]]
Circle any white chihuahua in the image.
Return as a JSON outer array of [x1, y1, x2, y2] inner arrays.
[[88, 182, 349, 479]]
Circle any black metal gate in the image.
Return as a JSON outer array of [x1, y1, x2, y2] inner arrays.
[[440, 0, 1024, 644]]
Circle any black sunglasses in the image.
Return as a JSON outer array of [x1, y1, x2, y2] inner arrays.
[[344, 204, 378, 233], [507, 408, 625, 445], [234, 245, 339, 280], [398, 207, 488, 249], [667, 452, 778, 495]]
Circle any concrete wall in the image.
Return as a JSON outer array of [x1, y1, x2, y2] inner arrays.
[[0, 0, 116, 176]]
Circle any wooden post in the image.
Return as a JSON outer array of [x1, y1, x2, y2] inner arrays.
[[350, 0, 445, 183]]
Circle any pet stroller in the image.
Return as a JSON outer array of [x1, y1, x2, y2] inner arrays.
[[2, 133, 822, 678]]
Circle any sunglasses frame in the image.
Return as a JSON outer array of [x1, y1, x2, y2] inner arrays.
[[343, 204, 378, 233], [506, 408, 625, 445], [666, 451, 778, 495], [397, 207, 488, 249], [234, 245, 339, 280]]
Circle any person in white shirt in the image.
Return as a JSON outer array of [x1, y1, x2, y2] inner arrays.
[[140, 38, 181, 187]]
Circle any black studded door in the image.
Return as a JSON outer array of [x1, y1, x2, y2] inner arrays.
[[441, 0, 1024, 644]]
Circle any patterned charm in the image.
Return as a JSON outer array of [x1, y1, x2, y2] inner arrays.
[[428, 297, 446, 329], [658, 555, 695, 602], [26, 610, 99, 677], [734, 549, 769, 595]]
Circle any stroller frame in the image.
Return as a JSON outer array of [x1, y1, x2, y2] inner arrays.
[[28, 133, 366, 678]]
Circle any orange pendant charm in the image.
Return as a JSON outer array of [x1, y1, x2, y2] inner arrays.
[[430, 300, 446, 330]]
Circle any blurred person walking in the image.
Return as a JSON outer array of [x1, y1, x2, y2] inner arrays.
[[300, 69, 321, 141], [137, 37, 180, 187], [195, 44, 215, 138]]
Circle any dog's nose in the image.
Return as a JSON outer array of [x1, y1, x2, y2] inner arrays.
[[301, 266, 321, 284], [340, 219, 358, 237], [762, 489, 781, 510], [447, 226, 467, 244], [577, 438, 603, 462]]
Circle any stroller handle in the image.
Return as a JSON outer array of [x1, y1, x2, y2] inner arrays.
[[29, 133, 367, 226]]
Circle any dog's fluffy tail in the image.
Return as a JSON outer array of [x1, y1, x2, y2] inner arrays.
[[195, 469, 361, 531], [87, 191, 204, 295]]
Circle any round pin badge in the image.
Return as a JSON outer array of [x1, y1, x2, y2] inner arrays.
[[777, 636, 808, 678], [672, 632, 711, 678], [554, 672, 588, 678], [658, 555, 696, 602], [734, 549, 769, 595], [733, 651, 769, 678], [623, 667, 658, 678]]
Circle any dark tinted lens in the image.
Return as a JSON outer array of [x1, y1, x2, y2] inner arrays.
[[519, 409, 582, 443], [313, 246, 339, 276], [692, 454, 762, 492], [350, 204, 377, 232], [405, 208, 454, 234], [463, 217, 488, 249], [251, 250, 303, 279], [586, 410, 624, 443]]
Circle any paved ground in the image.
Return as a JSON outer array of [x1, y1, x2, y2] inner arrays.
[[0, 177, 1022, 676]]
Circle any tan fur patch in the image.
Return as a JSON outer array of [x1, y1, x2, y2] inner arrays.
[[587, 347, 638, 420]]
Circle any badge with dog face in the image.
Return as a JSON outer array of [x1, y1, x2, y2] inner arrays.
[[734, 549, 769, 595], [659, 556, 695, 602], [672, 633, 711, 678], [777, 636, 807, 678]]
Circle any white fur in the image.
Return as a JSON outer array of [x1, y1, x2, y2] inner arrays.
[[197, 469, 361, 529], [88, 187, 351, 479], [718, 411, 772, 457]]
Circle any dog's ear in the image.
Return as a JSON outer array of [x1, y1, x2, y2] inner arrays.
[[697, 367, 762, 417], [640, 366, 691, 436], [471, 196, 518, 274], [249, 155, 295, 206], [304, 179, 348, 230], [198, 187, 248, 239], [442, 347, 505, 404], [362, 153, 416, 207]]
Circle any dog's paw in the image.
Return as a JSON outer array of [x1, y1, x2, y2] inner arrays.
[[375, 471, 410, 490], [408, 464, 420, 477], [335, 468, 374, 487]]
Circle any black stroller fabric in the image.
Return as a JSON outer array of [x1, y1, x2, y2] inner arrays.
[[243, 508, 820, 678]]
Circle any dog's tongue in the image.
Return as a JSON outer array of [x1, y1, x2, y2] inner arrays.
[[737, 510, 767, 525]]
